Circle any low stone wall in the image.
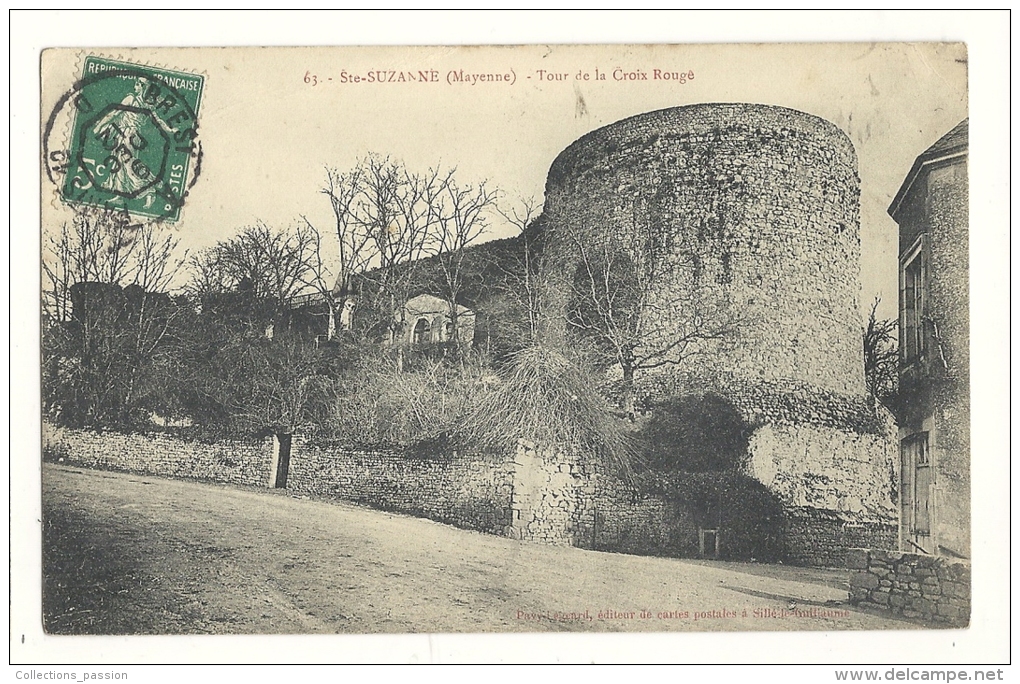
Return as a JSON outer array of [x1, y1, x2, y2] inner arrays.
[[45, 422, 895, 566], [848, 549, 970, 626], [785, 508, 898, 567], [287, 436, 515, 536], [42, 423, 697, 556], [506, 442, 702, 555], [43, 422, 517, 538], [43, 422, 273, 487]]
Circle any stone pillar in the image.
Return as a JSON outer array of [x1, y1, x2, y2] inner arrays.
[[268, 432, 292, 489], [509, 440, 594, 546]]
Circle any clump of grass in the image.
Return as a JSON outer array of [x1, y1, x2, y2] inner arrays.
[[458, 346, 635, 479]]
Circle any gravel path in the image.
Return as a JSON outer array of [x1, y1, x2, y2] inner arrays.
[[42, 464, 914, 634]]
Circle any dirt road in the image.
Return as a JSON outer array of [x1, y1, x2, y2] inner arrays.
[[42, 464, 913, 634]]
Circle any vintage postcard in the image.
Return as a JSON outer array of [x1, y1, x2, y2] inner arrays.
[[31, 40, 982, 653]]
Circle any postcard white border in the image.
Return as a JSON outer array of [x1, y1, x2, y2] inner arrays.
[[9, 10, 1011, 667]]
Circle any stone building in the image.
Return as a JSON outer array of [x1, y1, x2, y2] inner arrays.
[[286, 290, 476, 351], [542, 103, 865, 396], [404, 293, 476, 347], [887, 119, 970, 559], [537, 104, 899, 564]]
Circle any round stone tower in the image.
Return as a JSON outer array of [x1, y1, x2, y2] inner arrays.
[[540, 103, 864, 396]]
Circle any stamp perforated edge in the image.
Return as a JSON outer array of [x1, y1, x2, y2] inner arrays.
[[42, 49, 210, 226]]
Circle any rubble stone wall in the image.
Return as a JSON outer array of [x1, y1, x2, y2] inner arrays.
[[785, 509, 898, 567], [848, 548, 970, 626], [286, 436, 516, 536], [505, 442, 700, 554], [42, 423, 698, 556], [746, 423, 898, 521], [747, 423, 899, 565], [508, 441, 593, 545], [541, 103, 863, 396], [590, 476, 700, 557], [45, 422, 896, 566], [42, 421, 274, 487]]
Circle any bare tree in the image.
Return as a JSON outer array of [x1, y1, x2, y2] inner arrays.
[[43, 219, 88, 323], [295, 218, 340, 341], [496, 196, 543, 346], [864, 296, 899, 404], [311, 165, 381, 339], [42, 207, 193, 425], [321, 164, 377, 293], [361, 160, 435, 358], [432, 174, 498, 353], [42, 207, 186, 322], [131, 224, 186, 293], [185, 248, 233, 303], [187, 222, 318, 308], [562, 198, 738, 422], [209, 333, 327, 436], [318, 156, 481, 368], [312, 155, 504, 367]]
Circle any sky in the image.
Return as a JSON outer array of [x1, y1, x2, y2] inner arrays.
[[41, 42, 967, 322]]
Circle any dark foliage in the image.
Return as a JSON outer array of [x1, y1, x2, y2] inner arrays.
[[640, 471, 787, 562], [43, 281, 194, 428], [635, 394, 753, 471]]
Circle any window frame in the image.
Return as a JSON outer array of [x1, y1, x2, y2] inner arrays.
[[899, 234, 927, 366]]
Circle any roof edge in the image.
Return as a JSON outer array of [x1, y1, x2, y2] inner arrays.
[[888, 119, 968, 222], [888, 149, 967, 222]]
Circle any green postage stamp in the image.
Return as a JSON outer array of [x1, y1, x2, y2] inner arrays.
[[55, 56, 204, 222]]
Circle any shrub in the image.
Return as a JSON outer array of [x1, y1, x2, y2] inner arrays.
[[458, 346, 635, 477], [640, 471, 787, 562], [318, 350, 492, 449], [635, 393, 753, 471]]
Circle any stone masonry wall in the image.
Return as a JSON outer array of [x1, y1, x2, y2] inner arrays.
[[43, 421, 274, 487], [926, 161, 969, 387], [785, 508, 898, 567], [507, 441, 701, 555], [541, 104, 863, 396], [286, 436, 515, 537], [589, 475, 699, 557], [46, 422, 893, 566], [43, 422, 517, 537], [747, 423, 899, 565], [746, 423, 898, 522], [509, 440, 594, 546], [43, 421, 700, 557], [848, 549, 970, 627]]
